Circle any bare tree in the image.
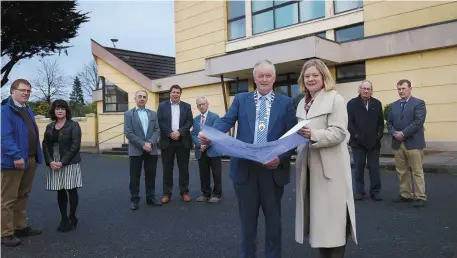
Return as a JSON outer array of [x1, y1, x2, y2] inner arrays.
[[78, 60, 101, 99], [33, 59, 68, 103]]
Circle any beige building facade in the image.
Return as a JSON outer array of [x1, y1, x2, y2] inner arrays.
[[92, 0, 457, 151]]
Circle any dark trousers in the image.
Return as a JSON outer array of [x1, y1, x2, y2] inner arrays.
[[198, 152, 222, 198], [129, 152, 158, 203], [233, 164, 284, 258], [161, 140, 190, 196], [352, 147, 381, 196]]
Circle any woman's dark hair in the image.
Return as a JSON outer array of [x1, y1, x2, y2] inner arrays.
[[49, 99, 72, 120]]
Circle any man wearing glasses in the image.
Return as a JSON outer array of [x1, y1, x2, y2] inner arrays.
[[1, 79, 43, 246]]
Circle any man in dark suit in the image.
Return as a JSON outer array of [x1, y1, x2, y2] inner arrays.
[[157, 85, 193, 204], [387, 79, 427, 208], [191, 96, 222, 203], [124, 90, 161, 210], [199, 60, 297, 258], [347, 80, 384, 201]]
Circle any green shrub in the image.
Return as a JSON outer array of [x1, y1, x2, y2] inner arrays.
[[383, 103, 392, 121]]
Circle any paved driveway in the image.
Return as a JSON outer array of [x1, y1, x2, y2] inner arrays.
[[2, 154, 456, 258]]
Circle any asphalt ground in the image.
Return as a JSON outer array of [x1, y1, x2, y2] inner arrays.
[[2, 153, 456, 258]]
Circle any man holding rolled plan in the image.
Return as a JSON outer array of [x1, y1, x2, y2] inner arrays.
[[198, 60, 297, 258]]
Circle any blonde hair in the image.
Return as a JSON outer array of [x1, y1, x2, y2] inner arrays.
[[298, 58, 335, 94]]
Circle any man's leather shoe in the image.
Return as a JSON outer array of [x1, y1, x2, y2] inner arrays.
[[1, 235, 21, 246], [161, 195, 170, 204], [14, 226, 42, 237], [146, 198, 162, 206], [392, 195, 413, 203], [130, 202, 139, 210], [371, 194, 383, 201], [412, 199, 427, 208], [182, 193, 191, 202]]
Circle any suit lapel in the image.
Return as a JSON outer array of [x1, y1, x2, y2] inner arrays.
[[268, 97, 280, 134], [306, 90, 334, 119], [246, 93, 256, 134], [166, 101, 172, 129], [133, 109, 145, 137], [179, 102, 185, 127], [196, 114, 201, 131]]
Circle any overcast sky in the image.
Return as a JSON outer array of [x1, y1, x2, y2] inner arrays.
[[1, 0, 175, 98]]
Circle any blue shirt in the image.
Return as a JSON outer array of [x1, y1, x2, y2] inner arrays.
[[253, 90, 273, 144], [136, 107, 148, 136]]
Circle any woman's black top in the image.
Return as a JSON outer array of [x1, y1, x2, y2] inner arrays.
[[42, 120, 82, 166]]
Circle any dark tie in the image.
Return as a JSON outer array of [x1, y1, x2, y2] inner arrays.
[[400, 101, 406, 111]]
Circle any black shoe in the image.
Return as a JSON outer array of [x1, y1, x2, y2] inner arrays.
[[60, 217, 78, 232], [146, 198, 162, 206], [354, 193, 364, 201], [130, 202, 139, 210], [392, 195, 413, 203], [371, 194, 383, 201], [1, 235, 21, 246], [57, 218, 69, 232], [14, 226, 42, 237], [412, 199, 427, 208]]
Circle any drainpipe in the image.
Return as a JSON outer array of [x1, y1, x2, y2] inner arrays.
[[220, 74, 231, 136]]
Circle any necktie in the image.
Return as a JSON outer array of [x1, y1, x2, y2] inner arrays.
[[201, 114, 205, 125], [256, 96, 268, 144], [400, 101, 406, 111]]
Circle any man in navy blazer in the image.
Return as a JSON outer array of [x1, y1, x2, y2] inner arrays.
[[387, 79, 427, 208], [191, 96, 222, 203], [157, 85, 193, 204], [199, 60, 297, 258]]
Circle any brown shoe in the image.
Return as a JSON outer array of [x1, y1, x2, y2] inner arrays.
[[1, 235, 21, 246], [14, 226, 42, 237], [182, 193, 192, 202], [161, 195, 170, 204]]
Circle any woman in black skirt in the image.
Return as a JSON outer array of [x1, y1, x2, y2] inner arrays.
[[42, 100, 82, 232]]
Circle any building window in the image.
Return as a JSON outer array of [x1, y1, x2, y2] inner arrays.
[[335, 24, 364, 42], [228, 0, 246, 40], [102, 77, 128, 112], [299, 0, 325, 23], [228, 80, 249, 96], [335, 62, 366, 83], [274, 73, 301, 99], [252, 0, 325, 35], [334, 0, 363, 14], [316, 31, 326, 38], [158, 92, 170, 103]]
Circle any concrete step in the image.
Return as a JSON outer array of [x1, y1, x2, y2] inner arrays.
[[112, 147, 128, 151], [102, 150, 128, 155]]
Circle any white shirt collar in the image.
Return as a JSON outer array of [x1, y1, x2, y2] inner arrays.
[[136, 106, 146, 111], [170, 99, 180, 105], [256, 90, 273, 102], [201, 111, 209, 118], [12, 99, 26, 108]]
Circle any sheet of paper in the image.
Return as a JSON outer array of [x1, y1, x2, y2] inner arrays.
[[279, 120, 309, 139], [201, 124, 309, 164]]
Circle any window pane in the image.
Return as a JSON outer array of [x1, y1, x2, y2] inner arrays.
[[334, 0, 362, 14], [229, 82, 237, 96], [229, 18, 246, 40], [335, 24, 364, 42], [228, 0, 245, 19], [238, 81, 249, 93], [253, 11, 274, 34], [274, 3, 298, 29], [316, 31, 326, 38], [252, 0, 273, 12], [299, 0, 325, 22], [291, 84, 300, 99], [274, 0, 291, 5], [118, 89, 128, 103], [118, 104, 128, 112], [274, 85, 288, 96], [105, 104, 117, 112], [105, 95, 117, 103], [336, 63, 366, 81]]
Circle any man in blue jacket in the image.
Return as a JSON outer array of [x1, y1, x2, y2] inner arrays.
[[1, 79, 43, 247], [191, 96, 222, 203]]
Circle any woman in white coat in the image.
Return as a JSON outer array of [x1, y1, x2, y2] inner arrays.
[[295, 59, 357, 258]]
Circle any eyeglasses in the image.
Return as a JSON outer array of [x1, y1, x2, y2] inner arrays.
[[15, 89, 32, 94]]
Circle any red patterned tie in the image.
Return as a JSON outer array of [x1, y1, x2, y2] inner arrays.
[[201, 115, 205, 125]]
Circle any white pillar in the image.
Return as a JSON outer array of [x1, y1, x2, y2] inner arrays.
[[245, 0, 252, 37]]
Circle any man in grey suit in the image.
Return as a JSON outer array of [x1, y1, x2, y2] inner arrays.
[[124, 90, 161, 210], [387, 79, 427, 208], [191, 96, 222, 203]]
